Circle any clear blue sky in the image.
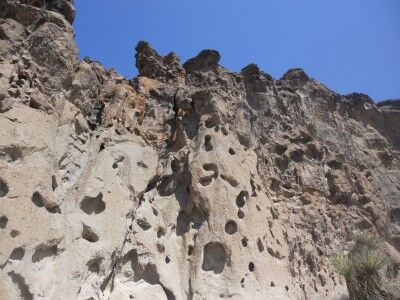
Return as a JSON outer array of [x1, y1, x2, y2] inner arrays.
[[74, 0, 400, 102]]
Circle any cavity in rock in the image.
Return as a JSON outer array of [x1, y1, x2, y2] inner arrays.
[[80, 193, 106, 215], [0, 178, 9, 197], [202, 242, 227, 274], [225, 220, 238, 235]]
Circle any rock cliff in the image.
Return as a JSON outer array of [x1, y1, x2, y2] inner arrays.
[[0, 1, 399, 299]]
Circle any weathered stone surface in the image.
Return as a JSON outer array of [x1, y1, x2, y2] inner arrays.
[[183, 49, 220, 72], [0, 1, 399, 299], [135, 41, 185, 84]]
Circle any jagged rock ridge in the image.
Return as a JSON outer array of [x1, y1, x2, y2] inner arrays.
[[0, 1, 399, 299]]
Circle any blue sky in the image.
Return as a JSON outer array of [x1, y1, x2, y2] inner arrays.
[[74, 0, 400, 101]]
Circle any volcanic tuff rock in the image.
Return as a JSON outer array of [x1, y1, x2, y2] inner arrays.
[[0, 1, 399, 299]]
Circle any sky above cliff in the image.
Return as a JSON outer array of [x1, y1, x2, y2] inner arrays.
[[74, 0, 400, 102]]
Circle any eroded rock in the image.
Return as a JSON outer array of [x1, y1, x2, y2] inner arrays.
[[0, 1, 399, 299]]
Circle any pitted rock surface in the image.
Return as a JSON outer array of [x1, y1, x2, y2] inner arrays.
[[0, 1, 399, 299]]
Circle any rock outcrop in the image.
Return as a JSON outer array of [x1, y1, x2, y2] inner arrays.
[[1, 1, 399, 299]]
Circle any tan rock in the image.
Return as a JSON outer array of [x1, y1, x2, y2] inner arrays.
[[0, 1, 399, 299]]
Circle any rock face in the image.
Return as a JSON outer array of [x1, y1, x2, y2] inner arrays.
[[1, 1, 399, 299]]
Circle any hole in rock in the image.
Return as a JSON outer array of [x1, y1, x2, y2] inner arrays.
[[248, 262, 255, 272], [165, 256, 170, 264], [137, 219, 151, 231], [204, 135, 213, 151], [203, 163, 218, 173], [170, 160, 181, 174], [390, 208, 400, 224], [250, 178, 257, 196], [137, 263, 160, 285], [82, 224, 99, 243], [275, 156, 289, 174], [137, 161, 148, 169], [305, 143, 323, 160], [205, 118, 217, 128], [355, 219, 373, 230], [241, 237, 248, 247], [31, 191, 61, 214], [267, 247, 276, 257], [225, 220, 238, 235], [275, 144, 287, 155], [327, 159, 342, 170], [157, 175, 176, 197], [0, 215, 8, 229], [29, 97, 42, 109], [229, 148, 235, 155], [202, 242, 227, 274], [87, 256, 103, 273], [31, 192, 44, 207], [176, 211, 190, 236], [157, 244, 165, 253], [190, 206, 207, 230], [236, 191, 248, 208], [0, 178, 9, 197], [145, 176, 160, 193], [157, 228, 165, 238], [200, 176, 213, 186], [7, 271, 33, 300], [237, 210, 244, 219], [112, 155, 125, 169], [9, 247, 25, 260], [152, 207, 158, 216], [0, 146, 23, 162], [220, 174, 238, 187], [32, 244, 58, 263], [188, 245, 194, 256], [290, 149, 304, 162], [10, 230, 19, 238], [80, 193, 106, 215], [47, 205, 61, 214], [270, 178, 280, 191], [51, 175, 58, 191], [257, 238, 264, 252]]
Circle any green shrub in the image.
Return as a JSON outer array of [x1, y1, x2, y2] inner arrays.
[[332, 232, 387, 300], [351, 232, 383, 253]]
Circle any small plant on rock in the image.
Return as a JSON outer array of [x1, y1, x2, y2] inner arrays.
[[332, 232, 387, 300]]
